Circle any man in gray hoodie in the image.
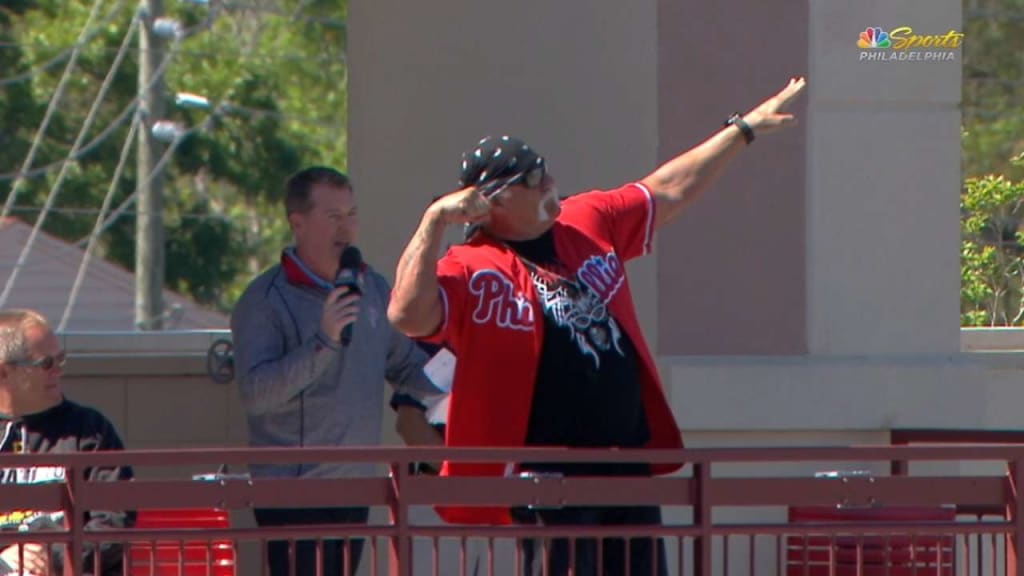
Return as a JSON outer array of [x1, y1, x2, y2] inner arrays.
[[231, 166, 443, 576]]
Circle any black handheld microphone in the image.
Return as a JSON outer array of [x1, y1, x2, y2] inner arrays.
[[336, 245, 363, 346]]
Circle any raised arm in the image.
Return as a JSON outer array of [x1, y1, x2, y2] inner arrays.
[[388, 187, 489, 337], [640, 76, 806, 228]]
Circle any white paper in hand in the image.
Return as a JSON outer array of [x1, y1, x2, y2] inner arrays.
[[426, 395, 450, 425], [423, 348, 456, 393]]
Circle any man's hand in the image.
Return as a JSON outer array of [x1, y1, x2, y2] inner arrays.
[[320, 285, 361, 344], [1, 543, 50, 575], [428, 186, 491, 226], [743, 76, 807, 136]]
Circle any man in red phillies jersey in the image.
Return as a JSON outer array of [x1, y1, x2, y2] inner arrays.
[[389, 77, 806, 575]]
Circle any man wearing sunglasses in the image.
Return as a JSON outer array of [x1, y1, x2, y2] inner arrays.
[[0, 308, 133, 575], [388, 78, 806, 575]]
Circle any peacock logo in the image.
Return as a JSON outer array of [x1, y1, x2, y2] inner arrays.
[[858, 27, 891, 49]]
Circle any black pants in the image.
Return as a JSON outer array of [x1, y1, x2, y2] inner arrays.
[[253, 507, 369, 576], [517, 506, 668, 576]]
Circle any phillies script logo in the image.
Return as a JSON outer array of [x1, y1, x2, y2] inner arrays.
[[576, 252, 624, 302], [469, 270, 535, 330], [468, 251, 625, 331]]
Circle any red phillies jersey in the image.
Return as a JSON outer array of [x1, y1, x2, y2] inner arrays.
[[425, 182, 683, 525]]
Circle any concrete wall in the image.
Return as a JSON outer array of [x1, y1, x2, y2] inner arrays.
[[805, 0, 962, 357], [61, 331, 248, 454]]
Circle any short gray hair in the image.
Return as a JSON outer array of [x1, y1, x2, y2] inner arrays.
[[0, 309, 49, 364]]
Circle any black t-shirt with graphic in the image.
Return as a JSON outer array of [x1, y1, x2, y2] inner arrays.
[[507, 230, 650, 476], [0, 400, 133, 575]]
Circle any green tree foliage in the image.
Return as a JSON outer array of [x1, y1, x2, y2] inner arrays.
[[0, 0, 346, 313], [962, 0, 1024, 180], [961, 165, 1024, 325], [961, 0, 1024, 325]]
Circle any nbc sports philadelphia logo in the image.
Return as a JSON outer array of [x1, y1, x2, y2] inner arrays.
[[857, 26, 963, 62]]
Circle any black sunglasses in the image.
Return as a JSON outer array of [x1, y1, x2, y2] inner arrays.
[[481, 161, 547, 199], [512, 159, 546, 189], [9, 352, 66, 371]]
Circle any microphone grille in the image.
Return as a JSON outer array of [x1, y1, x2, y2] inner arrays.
[[339, 246, 363, 269]]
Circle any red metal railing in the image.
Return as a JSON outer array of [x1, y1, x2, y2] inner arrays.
[[1, 444, 1023, 575]]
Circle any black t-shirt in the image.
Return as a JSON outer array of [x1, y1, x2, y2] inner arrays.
[[506, 230, 650, 476], [0, 400, 133, 575]]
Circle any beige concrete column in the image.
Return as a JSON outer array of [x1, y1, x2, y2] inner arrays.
[[805, 0, 962, 355]]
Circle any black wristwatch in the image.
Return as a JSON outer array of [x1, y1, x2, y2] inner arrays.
[[725, 113, 755, 144]]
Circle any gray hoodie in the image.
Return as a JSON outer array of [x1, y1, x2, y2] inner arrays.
[[230, 251, 441, 479]]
